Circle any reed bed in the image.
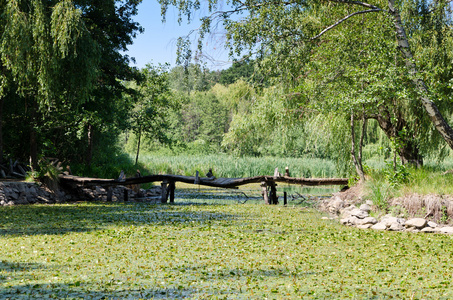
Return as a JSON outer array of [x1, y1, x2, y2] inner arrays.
[[135, 153, 338, 179]]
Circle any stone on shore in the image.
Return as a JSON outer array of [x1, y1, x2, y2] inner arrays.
[[405, 218, 427, 229]]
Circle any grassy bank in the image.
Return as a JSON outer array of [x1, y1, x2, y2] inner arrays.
[[1, 201, 453, 299], [134, 153, 338, 178]]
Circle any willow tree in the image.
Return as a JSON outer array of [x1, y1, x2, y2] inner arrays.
[[1, 0, 142, 168], [158, 0, 453, 165], [0, 0, 98, 169]]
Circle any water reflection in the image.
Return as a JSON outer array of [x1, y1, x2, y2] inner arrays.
[[172, 182, 338, 206]]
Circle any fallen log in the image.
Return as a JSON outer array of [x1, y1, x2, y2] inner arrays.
[[58, 174, 349, 189]]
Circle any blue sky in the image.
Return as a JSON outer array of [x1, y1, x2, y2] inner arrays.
[[125, 1, 233, 70]]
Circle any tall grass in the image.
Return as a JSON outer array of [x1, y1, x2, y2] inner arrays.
[[364, 162, 453, 197], [135, 153, 338, 178]]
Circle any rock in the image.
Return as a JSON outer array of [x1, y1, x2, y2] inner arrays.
[[349, 216, 360, 225], [439, 227, 453, 234], [27, 194, 37, 203], [365, 200, 374, 206], [381, 215, 405, 227], [15, 194, 30, 205], [349, 208, 369, 219], [356, 217, 378, 226], [36, 196, 54, 204], [357, 224, 373, 229], [359, 203, 371, 213], [340, 205, 357, 216], [27, 186, 38, 196], [371, 222, 387, 230], [405, 218, 427, 229], [16, 183, 26, 194], [427, 221, 438, 228], [388, 222, 404, 231], [8, 191, 19, 200], [421, 227, 436, 233], [327, 197, 345, 215], [340, 216, 359, 226]]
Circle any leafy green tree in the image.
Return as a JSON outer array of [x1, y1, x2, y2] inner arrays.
[[219, 58, 254, 85], [294, 5, 428, 166], [73, 0, 143, 165], [159, 0, 453, 165], [0, 0, 143, 170], [222, 86, 304, 157], [1, 0, 98, 169], [129, 64, 173, 164]]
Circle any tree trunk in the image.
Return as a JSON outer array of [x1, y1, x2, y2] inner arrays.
[[374, 106, 423, 167], [29, 101, 38, 171], [398, 139, 423, 167], [86, 123, 94, 166], [0, 98, 3, 164], [135, 125, 141, 166], [388, 0, 453, 150], [350, 113, 366, 182]]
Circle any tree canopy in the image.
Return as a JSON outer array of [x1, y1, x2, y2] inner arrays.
[[0, 0, 143, 169], [159, 0, 453, 166]]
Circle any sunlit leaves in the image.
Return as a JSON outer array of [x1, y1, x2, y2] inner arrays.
[[0, 0, 98, 107]]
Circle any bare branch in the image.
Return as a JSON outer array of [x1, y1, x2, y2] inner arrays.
[[310, 9, 382, 40], [329, 0, 382, 10]]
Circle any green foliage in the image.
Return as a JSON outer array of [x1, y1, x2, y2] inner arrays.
[[0, 0, 143, 170], [131, 86, 230, 154], [168, 64, 219, 93], [2, 202, 453, 298], [126, 63, 174, 163], [222, 86, 307, 158], [365, 180, 393, 211], [160, 0, 453, 172], [218, 58, 267, 86], [383, 161, 412, 187], [441, 205, 449, 224], [71, 152, 146, 179]]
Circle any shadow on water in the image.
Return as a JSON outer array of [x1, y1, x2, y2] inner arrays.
[[0, 282, 197, 299], [0, 263, 318, 299], [0, 261, 53, 275]]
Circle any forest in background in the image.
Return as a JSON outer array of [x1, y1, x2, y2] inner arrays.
[[1, 0, 453, 185]]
